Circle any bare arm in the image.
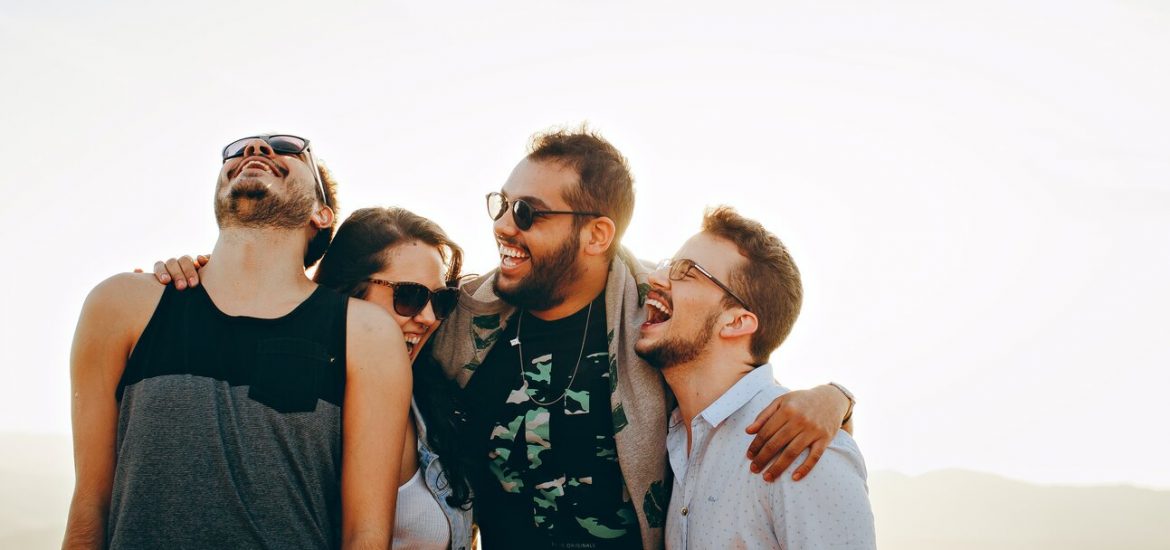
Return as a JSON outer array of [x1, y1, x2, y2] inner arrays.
[[342, 300, 412, 550], [63, 274, 161, 549], [744, 384, 853, 482]]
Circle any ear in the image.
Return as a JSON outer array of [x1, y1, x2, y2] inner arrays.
[[720, 309, 758, 340], [582, 216, 617, 257], [310, 205, 335, 230]]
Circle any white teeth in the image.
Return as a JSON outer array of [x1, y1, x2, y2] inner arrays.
[[242, 160, 273, 173], [646, 298, 671, 316], [404, 335, 421, 345], [498, 244, 529, 259]]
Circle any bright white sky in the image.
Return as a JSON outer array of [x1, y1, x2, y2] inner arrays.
[[2, 0, 1168, 489]]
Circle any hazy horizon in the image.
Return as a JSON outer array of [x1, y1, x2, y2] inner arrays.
[[5, 432, 1169, 549]]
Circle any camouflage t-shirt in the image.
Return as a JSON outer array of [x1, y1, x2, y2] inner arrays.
[[461, 293, 641, 550]]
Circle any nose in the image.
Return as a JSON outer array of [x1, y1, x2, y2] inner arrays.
[[647, 263, 671, 289], [494, 205, 519, 239], [413, 301, 437, 326], [242, 138, 275, 158]]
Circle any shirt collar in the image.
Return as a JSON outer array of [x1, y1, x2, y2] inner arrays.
[[697, 363, 776, 428]]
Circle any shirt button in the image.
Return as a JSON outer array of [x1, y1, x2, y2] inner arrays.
[[681, 506, 688, 516]]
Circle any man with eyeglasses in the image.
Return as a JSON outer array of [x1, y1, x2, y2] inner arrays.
[[64, 135, 412, 549], [432, 129, 859, 549], [637, 206, 875, 550]]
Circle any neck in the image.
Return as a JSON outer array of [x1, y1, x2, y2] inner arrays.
[[198, 226, 315, 312], [663, 349, 754, 444], [528, 257, 610, 321]]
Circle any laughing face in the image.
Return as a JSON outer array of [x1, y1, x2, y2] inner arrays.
[[213, 137, 320, 230], [635, 233, 746, 369], [491, 159, 587, 311], [361, 241, 448, 362]]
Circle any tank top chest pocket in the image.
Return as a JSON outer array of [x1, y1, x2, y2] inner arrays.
[[248, 337, 334, 413]]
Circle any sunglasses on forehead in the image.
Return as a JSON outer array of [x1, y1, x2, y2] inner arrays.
[[364, 279, 458, 320], [221, 134, 329, 207], [485, 192, 604, 231]]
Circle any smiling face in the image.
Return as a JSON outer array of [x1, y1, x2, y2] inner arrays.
[[213, 137, 321, 230], [491, 158, 587, 311], [360, 241, 448, 361], [636, 233, 748, 369]]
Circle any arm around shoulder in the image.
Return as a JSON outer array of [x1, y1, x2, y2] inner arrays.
[[63, 273, 164, 549], [341, 299, 412, 549]]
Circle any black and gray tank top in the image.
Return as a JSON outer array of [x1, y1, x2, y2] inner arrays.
[[109, 283, 348, 550]]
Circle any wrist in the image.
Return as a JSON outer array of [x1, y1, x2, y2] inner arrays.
[[827, 382, 855, 426]]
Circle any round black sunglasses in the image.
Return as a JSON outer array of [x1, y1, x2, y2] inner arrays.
[[485, 192, 603, 231]]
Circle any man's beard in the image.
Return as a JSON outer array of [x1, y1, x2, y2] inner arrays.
[[493, 230, 583, 311], [636, 309, 721, 369], [214, 177, 315, 230]]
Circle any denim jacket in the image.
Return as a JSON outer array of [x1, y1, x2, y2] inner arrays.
[[412, 399, 474, 550]]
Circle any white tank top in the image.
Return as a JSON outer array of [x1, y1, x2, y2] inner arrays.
[[392, 402, 451, 549]]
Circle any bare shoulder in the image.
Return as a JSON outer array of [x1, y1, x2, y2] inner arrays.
[[344, 298, 407, 375], [83, 272, 166, 325], [75, 273, 166, 363], [345, 298, 402, 340]]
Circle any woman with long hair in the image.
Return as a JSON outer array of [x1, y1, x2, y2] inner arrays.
[[313, 206, 473, 550]]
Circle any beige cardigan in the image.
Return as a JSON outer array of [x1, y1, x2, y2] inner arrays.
[[432, 247, 670, 549]]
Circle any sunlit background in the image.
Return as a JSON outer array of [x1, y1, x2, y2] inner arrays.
[[3, 0, 1169, 547]]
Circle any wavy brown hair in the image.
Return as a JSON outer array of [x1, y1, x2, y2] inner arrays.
[[312, 206, 472, 508]]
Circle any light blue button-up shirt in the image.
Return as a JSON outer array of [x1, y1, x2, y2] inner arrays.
[[665, 364, 876, 550]]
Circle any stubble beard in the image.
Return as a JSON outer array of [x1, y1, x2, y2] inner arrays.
[[493, 230, 583, 312], [214, 175, 316, 231], [636, 309, 721, 370]]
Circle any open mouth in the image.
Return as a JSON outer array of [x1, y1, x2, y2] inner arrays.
[[498, 242, 530, 270], [241, 160, 275, 174], [404, 333, 422, 355], [233, 156, 285, 178], [643, 291, 673, 327]]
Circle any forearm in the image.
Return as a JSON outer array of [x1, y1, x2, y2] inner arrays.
[[746, 381, 858, 481], [341, 528, 392, 550], [62, 497, 107, 549]]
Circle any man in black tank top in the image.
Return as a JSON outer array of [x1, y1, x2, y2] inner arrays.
[[64, 135, 413, 549]]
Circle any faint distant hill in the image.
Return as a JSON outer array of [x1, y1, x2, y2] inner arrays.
[[0, 433, 72, 549], [4, 433, 1170, 549], [871, 470, 1170, 549]]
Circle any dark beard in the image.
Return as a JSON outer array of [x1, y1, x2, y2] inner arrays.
[[636, 310, 720, 369], [214, 178, 315, 230], [492, 230, 582, 311]]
